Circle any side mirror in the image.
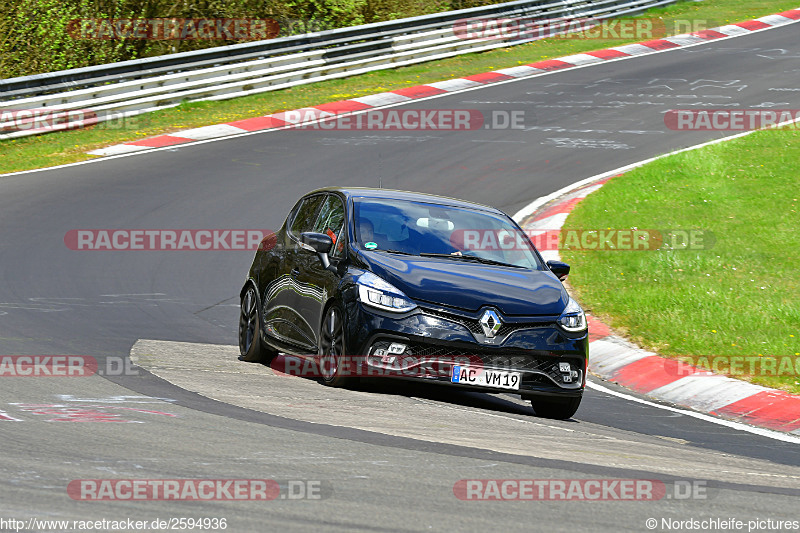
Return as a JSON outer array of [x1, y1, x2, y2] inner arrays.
[[300, 232, 333, 254], [546, 260, 570, 281], [300, 232, 338, 274]]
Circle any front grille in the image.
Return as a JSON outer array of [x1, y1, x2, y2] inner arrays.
[[422, 308, 554, 339], [395, 341, 581, 386], [404, 343, 544, 370], [423, 309, 483, 335]]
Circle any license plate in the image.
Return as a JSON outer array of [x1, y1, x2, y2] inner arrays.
[[451, 365, 520, 390]]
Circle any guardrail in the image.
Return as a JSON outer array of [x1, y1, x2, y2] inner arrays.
[[0, 0, 676, 139]]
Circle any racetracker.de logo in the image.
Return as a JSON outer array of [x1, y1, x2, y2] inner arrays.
[[66, 18, 281, 40], [0, 109, 98, 134], [64, 230, 276, 251], [665, 109, 800, 130], [454, 479, 666, 500], [664, 356, 800, 377], [68, 479, 331, 500], [0, 356, 97, 377], [453, 17, 667, 40], [449, 229, 713, 252], [69, 479, 279, 500], [289, 109, 525, 130], [270, 354, 485, 378]]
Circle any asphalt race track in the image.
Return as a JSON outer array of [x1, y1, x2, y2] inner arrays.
[[1, 22, 799, 532]]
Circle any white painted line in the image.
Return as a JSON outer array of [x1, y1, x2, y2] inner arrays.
[[494, 65, 541, 77], [352, 92, 413, 106], [663, 34, 706, 46], [587, 380, 800, 444], [6, 16, 799, 178], [589, 339, 653, 375], [571, 183, 605, 198], [512, 130, 757, 221], [86, 144, 151, 156], [715, 25, 756, 36], [515, 111, 800, 437], [527, 212, 569, 230], [559, 53, 603, 66], [514, 107, 800, 222], [177, 124, 248, 140], [427, 78, 483, 91], [647, 375, 769, 412], [610, 44, 658, 56], [757, 14, 795, 25], [272, 108, 328, 123]]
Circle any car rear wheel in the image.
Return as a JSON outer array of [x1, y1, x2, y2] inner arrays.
[[319, 305, 356, 388], [530, 396, 581, 420], [238, 285, 277, 363]]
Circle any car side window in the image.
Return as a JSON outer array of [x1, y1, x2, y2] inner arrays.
[[313, 195, 346, 257], [289, 195, 325, 238]]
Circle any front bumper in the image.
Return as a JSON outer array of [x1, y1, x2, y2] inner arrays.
[[345, 301, 589, 399]]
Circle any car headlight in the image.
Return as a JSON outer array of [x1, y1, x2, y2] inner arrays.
[[357, 272, 417, 313], [558, 297, 587, 332]]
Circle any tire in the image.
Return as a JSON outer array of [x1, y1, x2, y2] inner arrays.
[[318, 304, 356, 388], [530, 396, 581, 420], [238, 285, 277, 363]]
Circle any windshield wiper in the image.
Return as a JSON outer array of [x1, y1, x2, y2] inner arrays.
[[378, 249, 416, 256], [418, 252, 526, 269]]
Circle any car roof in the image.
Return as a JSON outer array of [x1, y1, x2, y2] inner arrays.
[[306, 187, 505, 215]]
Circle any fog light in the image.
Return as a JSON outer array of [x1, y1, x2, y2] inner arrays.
[[370, 343, 407, 364], [388, 343, 407, 355]]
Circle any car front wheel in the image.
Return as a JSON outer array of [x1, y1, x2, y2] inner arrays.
[[319, 305, 356, 388], [238, 285, 277, 363]]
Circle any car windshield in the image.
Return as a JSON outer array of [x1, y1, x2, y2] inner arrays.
[[353, 197, 544, 270]]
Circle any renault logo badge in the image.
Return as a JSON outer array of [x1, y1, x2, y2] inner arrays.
[[480, 309, 502, 338]]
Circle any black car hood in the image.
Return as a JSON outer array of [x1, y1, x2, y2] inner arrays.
[[359, 251, 568, 316]]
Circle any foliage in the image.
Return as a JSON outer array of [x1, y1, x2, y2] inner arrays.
[[0, 0, 496, 78]]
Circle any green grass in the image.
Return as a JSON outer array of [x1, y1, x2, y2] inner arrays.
[[561, 129, 800, 393], [1, 0, 798, 174]]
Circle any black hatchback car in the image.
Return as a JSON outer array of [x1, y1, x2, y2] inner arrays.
[[239, 188, 588, 419]]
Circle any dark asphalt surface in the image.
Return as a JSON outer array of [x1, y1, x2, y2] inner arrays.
[[1, 22, 799, 531]]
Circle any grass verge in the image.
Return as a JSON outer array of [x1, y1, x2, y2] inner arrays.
[[561, 128, 800, 393], [1, 0, 799, 174]]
